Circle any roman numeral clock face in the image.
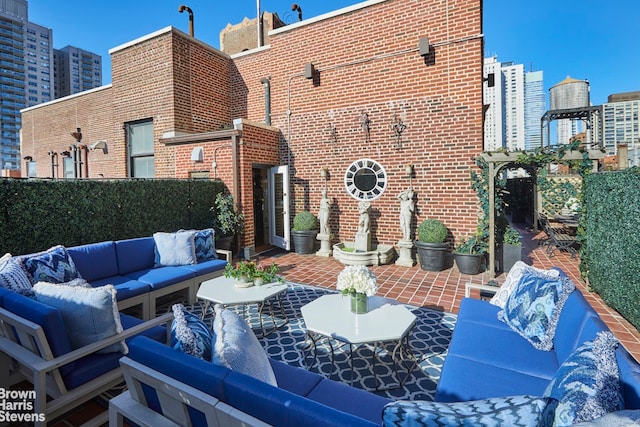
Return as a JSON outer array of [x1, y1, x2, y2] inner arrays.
[[344, 159, 387, 201]]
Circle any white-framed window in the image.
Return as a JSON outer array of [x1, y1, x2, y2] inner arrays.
[[127, 120, 154, 178]]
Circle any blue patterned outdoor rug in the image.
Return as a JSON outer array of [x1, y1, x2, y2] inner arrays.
[[187, 282, 457, 401]]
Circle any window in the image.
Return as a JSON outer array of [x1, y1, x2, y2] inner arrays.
[[27, 161, 37, 177], [127, 120, 154, 178], [63, 156, 74, 178]]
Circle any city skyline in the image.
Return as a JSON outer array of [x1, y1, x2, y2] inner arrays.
[[28, 0, 639, 106]]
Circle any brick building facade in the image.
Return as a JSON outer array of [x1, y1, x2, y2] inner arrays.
[[20, 0, 484, 255]]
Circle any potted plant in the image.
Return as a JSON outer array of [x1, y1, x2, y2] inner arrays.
[[453, 232, 488, 275], [224, 260, 283, 287], [414, 219, 449, 271], [291, 211, 318, 254], [498, 225, 522, 273], [212, 192, 244, 251]]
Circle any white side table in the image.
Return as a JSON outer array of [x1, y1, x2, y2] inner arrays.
[[300, 294, 417, 390], [197, 276, 289, 337]]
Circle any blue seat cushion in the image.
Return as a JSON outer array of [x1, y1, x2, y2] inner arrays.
[[306, 378, 391, 424], [90, 276, 151, 301], [63, 314, 167, 390], [456, 298, 513, 330], [553, 291, 600, 364], [123, 266, 195, 290], [127, 336, 229, 400], [270, 358, 322, 397], [447, 318, 559, 378], [2, 291, 76, 375], [435, 355, 552, 402], [178, 259, 227, 276], [67, 241, 119, 282], [223, 370, 380, 427], [115, 237, 155, 275]]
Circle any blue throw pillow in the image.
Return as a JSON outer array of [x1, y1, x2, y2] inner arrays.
[[0, 253, 34, 296], [498, 268, 575, 350], [543, 331, 624, 427], [171, 304, 213, 361], [32, 282, 126, 354], [153, 231, 197, 266], [184, 228, 217, 261], [20, 245, 82, 284], [383, 395, 552, 427], [211, 304, 277, 386]]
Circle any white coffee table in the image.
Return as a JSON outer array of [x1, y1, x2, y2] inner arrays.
[[197, 276, 289, 337], [300, 293, 417, 390]]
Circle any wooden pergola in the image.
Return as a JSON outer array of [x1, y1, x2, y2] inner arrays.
[[480, 149, 606, 278]]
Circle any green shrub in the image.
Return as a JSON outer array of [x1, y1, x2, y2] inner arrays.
[[212, 192, 244, 238], [417, 219, 447, 243], [293, 211, 317, 231]]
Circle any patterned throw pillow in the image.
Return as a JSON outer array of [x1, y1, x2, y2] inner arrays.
[[490, 261, 560, 308], [193, 229, 217, 261], [0, 253, 34, 296], [543, 331, 624, 427], [32, 282, 126, 354], [498, 268, 575, 351], [20, 245, 82, 284], [212, 304, 277, 386], [153, 231, 197, 266], [383, 395, 551, 427], [171, 304, 213, 361]]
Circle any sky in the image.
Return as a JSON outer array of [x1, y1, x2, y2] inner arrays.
[[28, 0, 639, 106]]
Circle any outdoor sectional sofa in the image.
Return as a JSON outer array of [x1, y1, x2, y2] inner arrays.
[[109, 264, 640, 427], [8, 234, 230, 320]]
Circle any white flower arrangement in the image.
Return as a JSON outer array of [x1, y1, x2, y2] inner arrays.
[[336, 265, 378, 297]]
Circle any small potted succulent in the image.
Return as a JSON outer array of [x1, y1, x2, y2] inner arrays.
[[414, 219, 449, 271], [291, 211, 318, 254], [224, 260, 259, 287]]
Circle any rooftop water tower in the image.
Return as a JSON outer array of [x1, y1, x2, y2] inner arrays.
[[549, 77, 590, 145]]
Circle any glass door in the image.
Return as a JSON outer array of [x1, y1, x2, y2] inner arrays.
[[268, 165, 290, 250]]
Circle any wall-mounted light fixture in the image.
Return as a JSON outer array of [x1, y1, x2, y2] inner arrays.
[[89, 140, 108, 154], [418, 37, 430, 56], [304, 63, 316, 80], [23, 156, 33, 161], [320, 167, 329, 191], [191, 146, 204, 162], [61, 150, 71, 157]]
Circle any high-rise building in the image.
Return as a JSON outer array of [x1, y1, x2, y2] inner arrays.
[[0, 0, 28, 170], [524, 70, 545, 150], [0, 0, 101, 171], [54, 46, 102, 98], [24, 22, 53, 107], [483, 56, 544, 152], [602, 91, 640, 164]]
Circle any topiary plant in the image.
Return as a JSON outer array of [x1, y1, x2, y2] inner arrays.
[[417, 219, 447, 243], [293, 211, 318, 231]]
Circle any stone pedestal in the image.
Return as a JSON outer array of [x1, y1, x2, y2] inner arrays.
[[316, 233, 333, 257], [354, 232, 371, 252], [395, 239, 415, 267]]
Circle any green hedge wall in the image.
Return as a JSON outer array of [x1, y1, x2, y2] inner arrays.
[[0, 178, 224, 255], [581, 168, 640, 330]]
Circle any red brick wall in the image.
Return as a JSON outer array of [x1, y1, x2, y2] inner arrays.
[[20, 86, 116, 178], [232, 0, 484, 245], [20, 0, 483, 248]]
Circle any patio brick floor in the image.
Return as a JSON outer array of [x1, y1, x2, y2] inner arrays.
[[50, 221, 640, 425], [260, 221, 640, 362]]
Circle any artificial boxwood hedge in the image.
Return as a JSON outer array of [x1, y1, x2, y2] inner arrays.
[[581, 168, 640, 330], [0, 178, 224, 255]]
